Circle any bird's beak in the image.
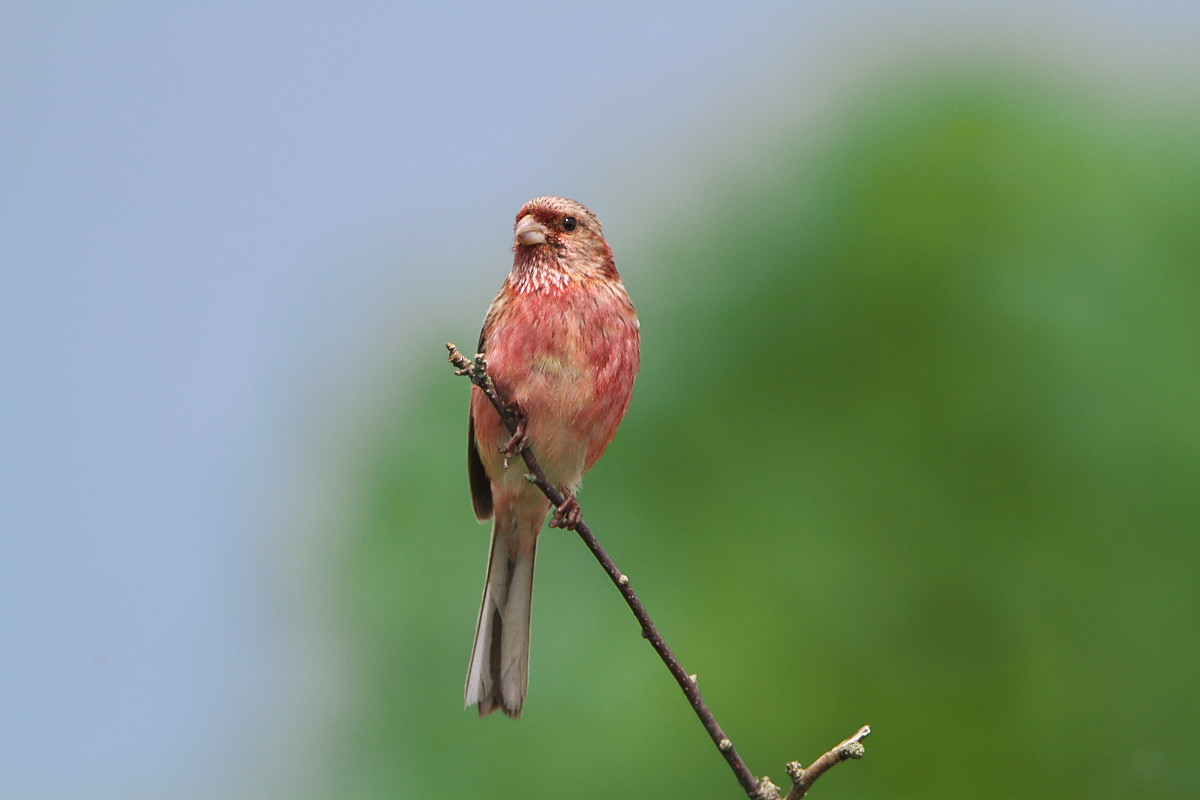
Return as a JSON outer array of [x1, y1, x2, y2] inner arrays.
[[515, 215, 548, 246]]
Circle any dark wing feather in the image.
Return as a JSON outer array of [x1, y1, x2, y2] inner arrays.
[[468, 413, 493, 521], [467, 325, 493, 521]]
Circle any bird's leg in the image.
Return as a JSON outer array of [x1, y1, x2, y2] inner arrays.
[[549, 491, 582, 530], [498, 400, 527, 470]]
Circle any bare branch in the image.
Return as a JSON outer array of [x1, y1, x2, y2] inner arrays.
[[447, 342, 869, 798], [784, 725, 872, 800]]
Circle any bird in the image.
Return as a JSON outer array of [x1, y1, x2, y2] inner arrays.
[[464, 196, 640, 718]]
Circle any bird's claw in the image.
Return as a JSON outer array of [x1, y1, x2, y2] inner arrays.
[[549, 493, 582, 530], [498, 402, 527, 470]]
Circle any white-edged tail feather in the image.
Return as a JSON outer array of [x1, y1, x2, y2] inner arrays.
[[465, 518, 537, 718]]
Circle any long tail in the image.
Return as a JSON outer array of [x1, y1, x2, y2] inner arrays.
[[465, 511, 539, 718]]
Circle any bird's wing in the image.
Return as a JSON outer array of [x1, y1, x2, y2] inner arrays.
[[468, 411, 493, 521]]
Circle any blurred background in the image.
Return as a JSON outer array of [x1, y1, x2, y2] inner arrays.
[[4, 2, 1199, 798]]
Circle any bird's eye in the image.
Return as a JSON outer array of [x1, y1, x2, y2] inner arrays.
[[561, 216, 578, 232]]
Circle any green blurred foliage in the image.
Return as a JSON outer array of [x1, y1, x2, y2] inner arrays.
[[326, 73, 1200, 799]]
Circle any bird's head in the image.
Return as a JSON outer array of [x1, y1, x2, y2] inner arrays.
[[511, 196, 617, 282]]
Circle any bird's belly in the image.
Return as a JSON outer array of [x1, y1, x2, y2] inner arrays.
[[508, 351, 594, 486], [479, 283, 638, 494]]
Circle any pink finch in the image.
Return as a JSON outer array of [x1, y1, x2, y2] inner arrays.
[[464, 197, 640, 718]]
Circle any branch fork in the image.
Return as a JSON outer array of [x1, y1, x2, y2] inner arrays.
[[447, 342, 870, 798]]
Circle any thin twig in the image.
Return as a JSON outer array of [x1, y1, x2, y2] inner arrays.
[[447, 342, 867, 799], [784, 725, 871, 800]]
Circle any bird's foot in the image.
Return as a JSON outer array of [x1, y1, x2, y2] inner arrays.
[[549, 492, 582, 530], [498, 401, 527, 470]]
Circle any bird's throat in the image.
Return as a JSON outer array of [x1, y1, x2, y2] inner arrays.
[[512, 251, 571, 295]]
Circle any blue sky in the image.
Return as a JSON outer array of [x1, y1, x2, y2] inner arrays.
[[3, 3, 1197, 797]]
